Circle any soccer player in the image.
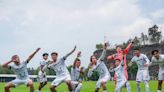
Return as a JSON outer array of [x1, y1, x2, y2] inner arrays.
[[111, 57, 128, 92], [71, 51, 83, 92], [88, 43, 110, 92], [151, 50, 164, 92], [43, 46, 76, 92], [2, 48, 41, 92], [107, 42, 133, 92], [129, 48, 150, 92], [37, 53, 49, 92]]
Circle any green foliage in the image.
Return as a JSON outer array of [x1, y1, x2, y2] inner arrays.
[[0, 65, 14, 74], [133, 36, 140, 46], [96, 43, 103, 50], [148, 25, 162, 44], [88, 71, 99, 81], [127, 62, 138, 80]]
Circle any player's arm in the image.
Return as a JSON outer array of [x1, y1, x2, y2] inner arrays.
[[42, 65, 48, 71], [128, 57, 135, 67], [143, 55, 150, 67], [123, 41, 134, 54], [99, 43, 108, 61], [107, 54, 115, 60], [87, 63, 94, 77], [80, 67, 84, 75], [151, 61, 164, 64], [76, 51, 81, 59], [26, 48, 41, 62], [42, 62, 53, 71], [149, 57, 156, 66], [2, 60, 13, 68], [151, 57, 164, 65], [74, 51, 81, 62], [2, 55, 17, 68], [63, 46, 76, 60]]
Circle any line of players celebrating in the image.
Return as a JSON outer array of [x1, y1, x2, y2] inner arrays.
[[1, 41, 164, 92]]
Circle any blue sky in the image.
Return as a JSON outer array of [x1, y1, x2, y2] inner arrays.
[[0, 0, 164, 68]]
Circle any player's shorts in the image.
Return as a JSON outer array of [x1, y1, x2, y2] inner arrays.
[[114, 69, 128, 81], [10, 78, 32, 87], [115, 80, 127, 92], [136, 70, 150, 82], [51, 74, 71, 86], [96, 74, 110, 88], [158, 69, 164, 80], [38, 71, 47, 83]]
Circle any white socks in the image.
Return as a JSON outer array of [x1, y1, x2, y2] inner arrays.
[[136, 81, 141, 92], [157, 90, 161, 92], [144, 81, 150, 92], [126, 82, 131, 92], [75, 83, 82, 92], [103, 90, 107, 92]]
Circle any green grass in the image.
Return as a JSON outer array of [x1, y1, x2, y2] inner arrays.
[[0, 81, 162, 92]]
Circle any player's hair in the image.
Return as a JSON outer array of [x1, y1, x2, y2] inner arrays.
[[151, 50, 159, 55], [51, 52, 58, 56], [73, 58, 81, 68], [43, 53, 49, 57], [12, 55, 19, 58], [115, 58, 121, 62], [133, 47, 140, 51], [90, 55, 95, 62], [116, 45, 123, 49]]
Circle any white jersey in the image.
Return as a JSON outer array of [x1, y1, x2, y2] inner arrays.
[[131, 54, 150, 70], [40, 60, 47, 67], [114, 61, 126, 82], [39, 60, 48, 72], [88, 50, 110, 78], [71, 67, 80, 81], [9, 61, 29, 80], [151, 55, 164, 71], [48, 58, 70, 77]]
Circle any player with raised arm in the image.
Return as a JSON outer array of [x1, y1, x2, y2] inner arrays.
[[107, 41, 133, 92], [37, 53, 49, 92], [42, 46, 76, 92], [129, 48, 150, 92], [71, 51, 83, 92], [2, 48, 41, 92], [151, 50, 164, 92], [111, 56, 129, 92], [88, 43, 110, 92]]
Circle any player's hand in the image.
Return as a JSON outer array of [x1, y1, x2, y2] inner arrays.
[[74, 45, 77, 50], [77, 51, 81, 57], [104, 42, 109, 49], [36, 48, 41, 52]]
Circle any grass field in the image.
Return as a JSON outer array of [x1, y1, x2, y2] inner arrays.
[[0, 81, 163, 92]]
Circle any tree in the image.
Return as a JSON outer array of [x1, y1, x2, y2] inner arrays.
[[133, 36, 140, 46], [141, 32, 146, 45], [148, 25, 162, 44], [96, 43, 103, 50]]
